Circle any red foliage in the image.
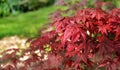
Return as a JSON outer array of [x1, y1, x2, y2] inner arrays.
[[1, 8, 120, 70]]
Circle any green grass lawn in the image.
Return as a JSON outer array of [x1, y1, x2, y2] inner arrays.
[[0, 6, 58, 38]]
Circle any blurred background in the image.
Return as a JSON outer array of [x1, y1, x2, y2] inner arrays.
[[0, 0, 56, 38]]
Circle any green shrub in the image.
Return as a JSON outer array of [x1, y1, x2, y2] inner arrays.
[[0, 0, 10, 17], [0, 0, 55, 17]]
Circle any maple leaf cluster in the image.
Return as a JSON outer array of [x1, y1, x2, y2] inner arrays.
[[0, 5, 120, 70], [49, 8, 120, 70]]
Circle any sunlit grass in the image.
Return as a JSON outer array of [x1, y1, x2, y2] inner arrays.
[[0, 6, 58, 38]]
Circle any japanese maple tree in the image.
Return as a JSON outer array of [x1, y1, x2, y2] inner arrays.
[[1, 3, 120, 70], [31, 8, 120, 70]]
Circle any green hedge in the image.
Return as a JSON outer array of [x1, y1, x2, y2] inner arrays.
[[0, 0, 55, 17]]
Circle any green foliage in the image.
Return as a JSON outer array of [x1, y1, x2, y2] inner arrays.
[[19, 0, 51, 11], [0, 0, 21, 17], [44, 44, 51, 53], [0, 0, 55, 17], [112, 0, 120, 8], [0, 0, 10, 17]]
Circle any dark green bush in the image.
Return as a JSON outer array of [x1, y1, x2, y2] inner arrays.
[[0, 0, 10, 17], [0, 0, 55, 17], [18, 0, 54, 12]]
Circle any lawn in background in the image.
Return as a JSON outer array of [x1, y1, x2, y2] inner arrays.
[[0, 6, 57, 38]]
